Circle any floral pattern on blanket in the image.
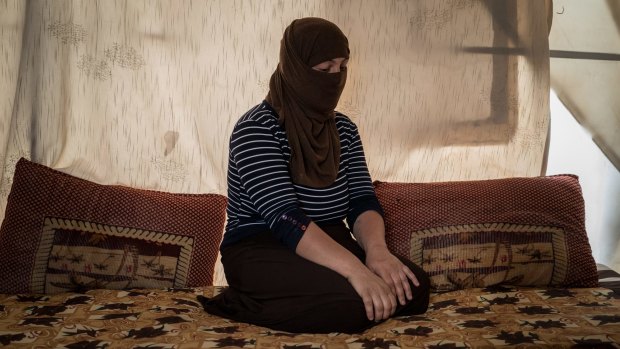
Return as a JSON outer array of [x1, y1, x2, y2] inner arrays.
[[1, 286, 619, 348]]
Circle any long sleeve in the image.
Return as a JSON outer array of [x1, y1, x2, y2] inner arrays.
[[223, 102, 382, 251], [228, 118, 310, 250], [344, 122, 384, 229]]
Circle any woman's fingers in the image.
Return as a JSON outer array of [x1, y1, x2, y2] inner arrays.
[[350, 269, 396, 321], [400, 270, 413, 301], [371, 285, 395, 321], [389, 270, 409, 305], [368, 255, 423, 306], [361, 293, 375, 321], [373, 292, 387, 321], [384, 288, 397, 319], [368, 278, 396, 321], [374, 263, 411, 305], [403, 265, 420, 287]]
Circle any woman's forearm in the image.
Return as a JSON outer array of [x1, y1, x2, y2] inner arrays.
[[352, 210, 420, 305], [351, 210, 390, 254], [295, 221, 365, 278]]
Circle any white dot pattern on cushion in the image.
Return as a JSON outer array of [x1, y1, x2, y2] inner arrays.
[[374, 175, 598, 290], [0, 158, 227, 294]]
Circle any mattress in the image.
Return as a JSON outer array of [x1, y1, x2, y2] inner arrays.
[[1, 267, 619, 348]]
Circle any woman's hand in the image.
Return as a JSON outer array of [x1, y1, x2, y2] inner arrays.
[[346, 266, 397, 321], [295, 222, 397, 321], [365, 248, 420, 306], [352, 210, 420, 306]]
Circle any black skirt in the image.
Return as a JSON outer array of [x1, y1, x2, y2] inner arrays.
[[199, 222, 430, 333]]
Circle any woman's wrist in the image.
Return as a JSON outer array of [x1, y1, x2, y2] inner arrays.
[[296, 221, 369, 279], [363, 243, 390, 256]]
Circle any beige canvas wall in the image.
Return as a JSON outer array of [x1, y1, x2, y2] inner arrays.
[[0, 1, 551, 284]]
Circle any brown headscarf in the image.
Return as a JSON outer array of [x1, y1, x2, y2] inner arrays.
[[266, 17, 349, 188]]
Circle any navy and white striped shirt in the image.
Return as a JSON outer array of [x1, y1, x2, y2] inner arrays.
[[221, 101, 383, 250]]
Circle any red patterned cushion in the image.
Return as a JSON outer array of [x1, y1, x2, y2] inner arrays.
[[0, 158, 227, 294], [375, 175, 598, 292]]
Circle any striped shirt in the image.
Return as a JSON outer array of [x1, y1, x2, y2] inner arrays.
[[221, 101, 383, 250]]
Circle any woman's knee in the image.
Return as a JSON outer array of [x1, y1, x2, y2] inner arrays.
[[280, 299, 371, 334]]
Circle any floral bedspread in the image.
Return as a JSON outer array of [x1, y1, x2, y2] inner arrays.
[[1, 285, 619, 348]]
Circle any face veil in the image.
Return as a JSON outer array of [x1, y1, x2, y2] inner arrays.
[[266, 17, 350, 188]]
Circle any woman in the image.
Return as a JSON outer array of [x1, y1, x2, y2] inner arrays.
[[200, 17, 429, 333]]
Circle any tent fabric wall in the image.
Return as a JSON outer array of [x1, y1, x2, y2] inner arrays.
[[0, 1, 551, 284], [548, 0, 620, 272], [549, 0, 620, 172]]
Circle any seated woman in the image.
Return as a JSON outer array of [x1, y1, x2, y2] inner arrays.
[[200, 17, 430, 334]]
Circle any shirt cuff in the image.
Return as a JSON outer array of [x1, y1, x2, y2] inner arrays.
[[272, 208, 312, 250], [346, 195, 384, 229]]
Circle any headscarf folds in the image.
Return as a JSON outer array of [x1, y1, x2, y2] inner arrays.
[[266, 17, 350, 188]]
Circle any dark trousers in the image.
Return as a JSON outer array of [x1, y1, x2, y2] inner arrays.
[[199, 222, 430, 333]]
